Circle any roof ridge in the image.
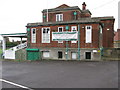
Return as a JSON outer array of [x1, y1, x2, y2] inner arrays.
[[55, 4, 70, 8]]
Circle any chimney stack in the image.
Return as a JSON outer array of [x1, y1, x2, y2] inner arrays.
[[82, 2, 86, 10]]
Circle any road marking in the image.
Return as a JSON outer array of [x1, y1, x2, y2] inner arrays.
[[0, 79, 34, 90]]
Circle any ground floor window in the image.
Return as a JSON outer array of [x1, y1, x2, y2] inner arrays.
[[43, 51, 50, 58], [58, 51, 63, 59], [85, 52, 91, 59], [71, 52, 77, 59]]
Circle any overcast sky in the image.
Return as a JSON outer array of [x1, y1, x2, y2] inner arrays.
[[0, 0, 119, 41]]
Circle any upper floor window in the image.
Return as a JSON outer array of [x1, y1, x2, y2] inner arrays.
[[71, 26, 77, 43], [31, 28, 36, 43], [42, 27, 50, 43], [56, 14, 63, 21], [58, 27, 63, 43], [85, 26, 92, 43]]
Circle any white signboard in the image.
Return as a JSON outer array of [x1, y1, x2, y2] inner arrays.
[[52, 32, 78, 41]]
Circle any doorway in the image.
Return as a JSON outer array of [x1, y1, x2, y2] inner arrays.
[[58, 51, 63, 59], [27, 49, 40, 61], [85, 52, 91, 59]]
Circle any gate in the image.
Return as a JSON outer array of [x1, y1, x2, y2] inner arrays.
[[26, 49, 40, 61]]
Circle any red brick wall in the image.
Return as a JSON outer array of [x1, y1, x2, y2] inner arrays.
[[29, 23, 100, 49], [42, 10, 91, 22], [100, 19, 115, 48], [81, 13, 91, 18], [42, 10, 82, 22]]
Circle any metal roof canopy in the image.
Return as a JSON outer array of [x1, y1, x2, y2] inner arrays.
[[0, 33, 27, 38], [1, 33, 27, 55]]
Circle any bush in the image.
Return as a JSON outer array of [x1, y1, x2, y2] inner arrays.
[[6, 42, 18, 48]]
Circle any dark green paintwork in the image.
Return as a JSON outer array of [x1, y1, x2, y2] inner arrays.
[[26, 48, 39, 51], [26, 48, 40, 61], [74, 12, 77, 15], [65, 26, 69, 30]]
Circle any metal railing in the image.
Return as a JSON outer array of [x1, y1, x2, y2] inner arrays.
[[4, 42, 27, 59], [6, 42, 27, 52]]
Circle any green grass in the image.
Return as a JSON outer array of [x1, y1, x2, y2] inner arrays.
[[0, 48, 2, 59], [0, 48, 2, 54], [0, 48, 10, 54]]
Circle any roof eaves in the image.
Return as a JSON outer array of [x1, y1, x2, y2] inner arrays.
[[0, 33, 27, 36], [92, 16, 115, 20], [27, 18, 100, 27]]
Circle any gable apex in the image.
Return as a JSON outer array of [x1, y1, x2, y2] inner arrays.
[[56, 4, 70, 8]]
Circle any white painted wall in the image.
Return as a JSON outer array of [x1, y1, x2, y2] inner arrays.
[[4, 42, 27, 59], [4, 50, 15, 59]]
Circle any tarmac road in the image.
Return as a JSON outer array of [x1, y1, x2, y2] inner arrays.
[[1, 60, 119, 89]]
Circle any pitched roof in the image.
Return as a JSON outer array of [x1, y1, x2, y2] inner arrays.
[[56, 4, 70, 8], [42, 4, 92, 15], [42, 6, 81, 13], [27, 16, 114, 27], [92, 16, 115, 20], [0, 33, 27, 37]]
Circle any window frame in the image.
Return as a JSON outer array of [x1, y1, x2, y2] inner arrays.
[[71, 26, 77, 43], [56, 14, 63, 22], [42, 51, 50, 58], [85, 26, 92, 43], [42, 27, 50, 43], [58, 27, 63, 43], [31, 28, 36, 43]]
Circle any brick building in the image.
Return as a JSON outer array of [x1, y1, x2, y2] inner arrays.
[[26, 2, 115, 60], [114, 29, 120, 48]]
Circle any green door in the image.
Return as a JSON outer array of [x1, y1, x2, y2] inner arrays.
[[26, 49, 40, 61]]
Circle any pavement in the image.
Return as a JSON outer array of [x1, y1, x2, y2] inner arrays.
[[1, 60, 119, 89]]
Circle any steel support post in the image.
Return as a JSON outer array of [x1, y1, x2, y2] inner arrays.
[[66, 41, 68, 60], [78, 25, 80, 60]]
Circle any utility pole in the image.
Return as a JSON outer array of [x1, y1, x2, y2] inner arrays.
[[78, 25, 80, 60], [46, 0, 48, 22], [47, 9, 48, 22]]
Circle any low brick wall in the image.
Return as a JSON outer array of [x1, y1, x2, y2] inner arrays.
[[15, 49, 27, 61], [102, 48, 120, 60], [15, 48, 120, 61]]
